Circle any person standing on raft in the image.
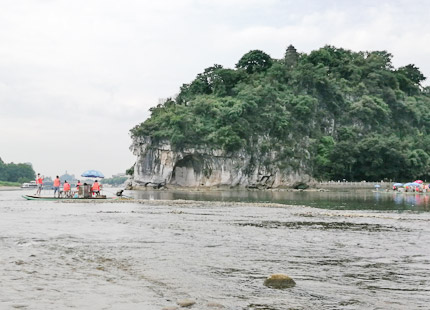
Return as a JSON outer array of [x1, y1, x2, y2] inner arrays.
[[53, 176, 61, 197], [35, 173, 44, 196]]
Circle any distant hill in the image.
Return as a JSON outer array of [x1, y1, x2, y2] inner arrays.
[[131, 45, 430, 183]]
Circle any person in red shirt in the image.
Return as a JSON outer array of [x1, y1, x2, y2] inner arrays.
[[53, 176, 61, 197], [35, 173, 44, 196], [92, 180, 101, 196], [63, 180, 71, 197]]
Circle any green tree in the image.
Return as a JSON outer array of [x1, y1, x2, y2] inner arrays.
[[396, 64, 426, 95], [236, 50, 273, 74], [101, 176, 128, 186], [329, 141, 358, 181], [406, 149, 430, 179], [314, 136, 335, 179], [0, 160, 35, 183]]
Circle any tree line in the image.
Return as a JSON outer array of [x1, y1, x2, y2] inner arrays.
[[131, 45, 430, 182], [0, 157, 35, 184], [101, 176, 128, 186]]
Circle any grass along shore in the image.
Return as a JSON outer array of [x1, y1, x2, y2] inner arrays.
[[0, 181, 20, 187]]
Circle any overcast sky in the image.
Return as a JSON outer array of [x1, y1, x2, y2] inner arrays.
[[1, 0, 430, 179]]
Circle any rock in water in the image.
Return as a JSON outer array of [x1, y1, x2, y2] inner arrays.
[[263, 274, 296, 289], [176, 299, 196, 307]]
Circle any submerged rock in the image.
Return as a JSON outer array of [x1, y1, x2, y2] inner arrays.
[[263, 274, 296, 289], [176, 299, 196, 307]]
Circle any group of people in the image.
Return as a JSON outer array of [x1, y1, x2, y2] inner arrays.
[[35, 173, 102, 197], [393, 183, 430, 193]]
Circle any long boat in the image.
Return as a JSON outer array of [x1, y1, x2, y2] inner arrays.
[[21, 181, 37, 188], [22, 195, 111, 201]]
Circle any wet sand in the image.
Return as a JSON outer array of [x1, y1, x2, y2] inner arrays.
[[1, 190, 430, 309]]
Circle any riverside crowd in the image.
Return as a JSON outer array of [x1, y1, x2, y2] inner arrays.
[[392, 180, 428, 192]]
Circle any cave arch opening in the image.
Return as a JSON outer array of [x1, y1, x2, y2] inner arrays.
[[171, 155, 204, 186]]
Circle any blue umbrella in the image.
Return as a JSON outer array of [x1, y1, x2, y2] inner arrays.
[[81, 170, 105, 178], [393, 183, 403, 187], [404, 182, 419, 187], [374, 184, 381, 188]]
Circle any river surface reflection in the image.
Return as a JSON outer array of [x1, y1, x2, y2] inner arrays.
[[129, 189, 430, 212]]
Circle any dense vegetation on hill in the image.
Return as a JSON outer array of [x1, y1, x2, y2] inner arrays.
[[0, 157, 35, 184], [101, 176, 128, 186], [131, 45, 430, 182]]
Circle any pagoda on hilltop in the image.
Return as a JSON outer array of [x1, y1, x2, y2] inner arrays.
[[284, 44, 299, 67]]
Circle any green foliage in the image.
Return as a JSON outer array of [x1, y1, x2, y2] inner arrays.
[[101, 176, 128, 186], [236, 50, 273, 74], [0, 180, 21, 187], [0, 159, 35, 183], [131, 45, 430, 181], [315, 136, 335, 179], [175, 65, 246, 104], [396, 64, 426, 95], [126, 164, 135, 176]]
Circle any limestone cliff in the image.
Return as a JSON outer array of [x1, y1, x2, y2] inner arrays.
[[130, 136, 312, 188]]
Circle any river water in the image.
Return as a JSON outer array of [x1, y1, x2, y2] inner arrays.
[[0, 188, 429, 309]]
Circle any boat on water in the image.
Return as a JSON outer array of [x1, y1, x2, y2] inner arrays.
[[22, 195, 110, 201], [21, 181, 37, 188]]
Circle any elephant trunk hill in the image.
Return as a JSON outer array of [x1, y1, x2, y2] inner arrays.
[[129, 45, 430, 188]]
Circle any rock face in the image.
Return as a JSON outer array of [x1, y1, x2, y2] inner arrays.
[[130, 136, 312, 188]]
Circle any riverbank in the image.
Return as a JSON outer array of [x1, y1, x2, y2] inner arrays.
[[129, 181, 390, 191], [130, 185, 327, 192]]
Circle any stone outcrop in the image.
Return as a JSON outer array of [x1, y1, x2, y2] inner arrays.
[[130, 136, 312, 188]]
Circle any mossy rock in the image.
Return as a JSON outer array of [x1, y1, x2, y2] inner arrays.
[[264, 274, 296, 289]]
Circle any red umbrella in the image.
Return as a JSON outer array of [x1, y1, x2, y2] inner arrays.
[[414, 180, 423, 184]]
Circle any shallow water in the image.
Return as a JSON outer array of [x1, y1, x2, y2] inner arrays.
[[129, 188, 430, 212], [1, 189, 429, 309]]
